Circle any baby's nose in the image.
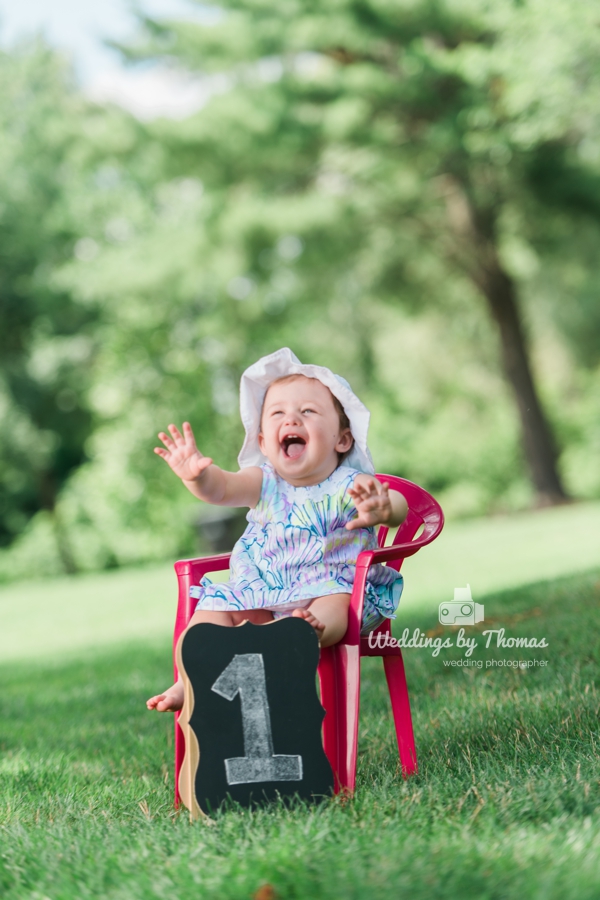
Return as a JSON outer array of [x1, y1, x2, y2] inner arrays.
[[283, 409, 302, 425]]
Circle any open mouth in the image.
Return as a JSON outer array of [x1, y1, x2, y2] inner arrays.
[[281, 435, 306, 459]]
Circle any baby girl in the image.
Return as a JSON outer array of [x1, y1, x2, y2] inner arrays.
[[147, 348, 407, 712]]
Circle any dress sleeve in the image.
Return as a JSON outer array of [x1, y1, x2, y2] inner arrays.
[[253, 462, 277, 515]]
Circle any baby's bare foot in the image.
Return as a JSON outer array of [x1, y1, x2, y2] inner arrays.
[[146, 681, 184, 712], [292, 608, 325, 642]]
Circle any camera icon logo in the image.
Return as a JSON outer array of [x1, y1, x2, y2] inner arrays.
[[439, 584, 484, 626]]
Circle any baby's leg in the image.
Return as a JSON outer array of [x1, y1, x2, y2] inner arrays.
[[292, 593, 351, 648], [146, 607, 274, 712]]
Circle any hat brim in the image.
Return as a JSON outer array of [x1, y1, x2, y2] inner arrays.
[[237, 347, 374, 474]]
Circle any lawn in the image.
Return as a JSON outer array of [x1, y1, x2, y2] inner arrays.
[[2, 565, 600, 898], [1, 498, 599, 664]]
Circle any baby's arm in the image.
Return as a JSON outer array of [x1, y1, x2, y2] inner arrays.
[[346, 474, 408, 531], [155, 422, 262, 507]]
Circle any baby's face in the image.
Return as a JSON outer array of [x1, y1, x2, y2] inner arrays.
[[258, 376, 353, 486]]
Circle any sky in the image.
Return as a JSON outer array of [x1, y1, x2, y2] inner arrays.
[[0, 0, 218, 118]]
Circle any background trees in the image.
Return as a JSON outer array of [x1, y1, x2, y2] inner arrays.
[[0, 44, 99, 571], [1, 1, 599, 579], [122, 0, 600, 503]]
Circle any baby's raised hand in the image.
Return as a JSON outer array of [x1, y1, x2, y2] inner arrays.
[[154, 422, 213, 482], [346, 476, 392, 530]]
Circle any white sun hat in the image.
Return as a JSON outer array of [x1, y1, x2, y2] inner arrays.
[[237, 347, 375, 474]]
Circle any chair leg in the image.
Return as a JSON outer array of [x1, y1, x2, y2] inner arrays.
[[317, 647, 340, 793], [318, 643, 361, 794], [383, 653, 418, 777]]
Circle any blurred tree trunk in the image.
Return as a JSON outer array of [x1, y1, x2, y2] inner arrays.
[[52, 510, 79, 575], [477, 255, 568, 504], [444, 179, 569, 503]]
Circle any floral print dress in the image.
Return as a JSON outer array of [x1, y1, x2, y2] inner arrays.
[[191, 462, 403, 633]]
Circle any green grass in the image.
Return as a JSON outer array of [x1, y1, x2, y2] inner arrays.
[[401, 497, 600, 609], [2, 498, 599, 664], [2, 569, 600, 898]]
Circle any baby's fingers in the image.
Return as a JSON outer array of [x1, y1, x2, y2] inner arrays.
[[168, 423, 185, 445], [182, 421, 198, 448], [157, 430, 176, 450], [347, 487, 364, 503], [346, 515, 370, 531], [348, 483, 371, 502]]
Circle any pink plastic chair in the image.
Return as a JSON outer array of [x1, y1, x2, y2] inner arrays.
[[172, 475, 444, 803]]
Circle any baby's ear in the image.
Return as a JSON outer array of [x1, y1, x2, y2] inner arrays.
[[257, 432, 265, 454], [336, 429, 354, 452]]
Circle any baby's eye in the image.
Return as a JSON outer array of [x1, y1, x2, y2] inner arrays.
[[302, 408, 316, 415]]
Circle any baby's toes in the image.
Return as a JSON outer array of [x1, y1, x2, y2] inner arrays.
[[146, 695, 164, 710], [292, 608, 325, 636], [292, 609, 311, 623]]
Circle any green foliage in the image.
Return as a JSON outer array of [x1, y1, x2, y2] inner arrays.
[[1, 1, 600, 577], [113, 0, 600, 506], [0, 43, 95, 556], [1, 570, 600, 897]]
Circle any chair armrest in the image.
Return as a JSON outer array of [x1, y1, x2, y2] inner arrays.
[[369, 516, 444, 563], [174, 553, 232, 581]]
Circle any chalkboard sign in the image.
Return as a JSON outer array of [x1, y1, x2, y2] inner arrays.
[[177, 617, 334, 818]]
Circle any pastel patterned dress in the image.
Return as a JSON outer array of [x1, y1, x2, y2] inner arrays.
[[191, 462, 404, 633]]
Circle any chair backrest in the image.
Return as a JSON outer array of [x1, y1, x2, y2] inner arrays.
[[374, 474, 444, 571]]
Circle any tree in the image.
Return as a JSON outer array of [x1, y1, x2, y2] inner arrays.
[[0, 41, 147, 570], [119, 0, 600, 505], [0, 43, 92, 568]]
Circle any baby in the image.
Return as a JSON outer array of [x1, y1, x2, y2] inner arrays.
[[147, 348, 407, 712]]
